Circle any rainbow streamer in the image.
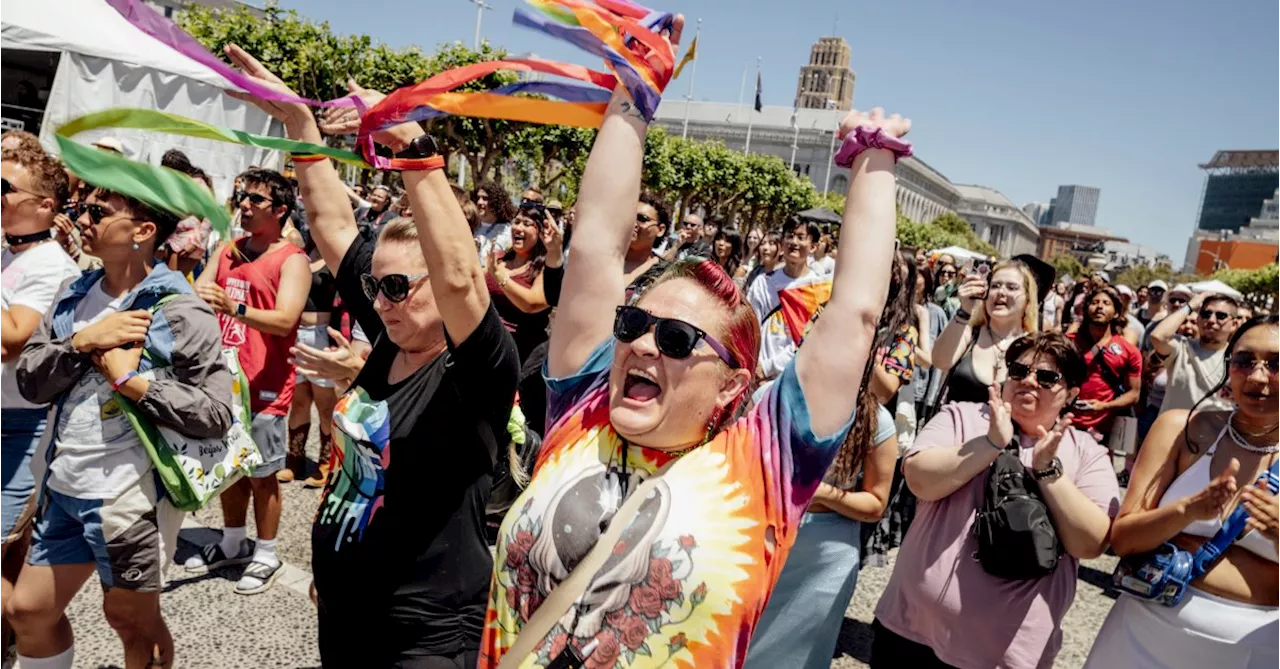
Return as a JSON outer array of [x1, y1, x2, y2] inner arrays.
[[55, 109, 364, 237], [358, 0, 678, 169], [106, 0, 358, 109]]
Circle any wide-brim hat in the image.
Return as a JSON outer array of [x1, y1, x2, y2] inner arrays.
[[1010, 254, 1056, 305]]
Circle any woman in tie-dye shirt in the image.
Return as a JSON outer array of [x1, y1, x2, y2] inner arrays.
[[479, 26, 915, 669]]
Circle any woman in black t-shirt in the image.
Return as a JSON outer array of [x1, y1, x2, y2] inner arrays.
[[228, 46, 519, 668]]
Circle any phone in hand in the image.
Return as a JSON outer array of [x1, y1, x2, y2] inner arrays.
[[976, 261, 991, 299]]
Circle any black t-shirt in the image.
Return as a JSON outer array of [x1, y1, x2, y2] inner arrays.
[[312, 235, 519, 660]]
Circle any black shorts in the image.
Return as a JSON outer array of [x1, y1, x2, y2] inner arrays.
[[316, 596, 479, 669]]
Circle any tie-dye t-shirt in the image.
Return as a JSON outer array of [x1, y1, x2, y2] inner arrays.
[[480, 340, 854, 668], [746, 269, 832, 380]]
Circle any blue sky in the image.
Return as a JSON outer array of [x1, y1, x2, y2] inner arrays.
[[280, 0, 1278, 260]]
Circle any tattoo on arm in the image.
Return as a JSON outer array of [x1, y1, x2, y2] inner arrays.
[[618, 100, 645, 121]]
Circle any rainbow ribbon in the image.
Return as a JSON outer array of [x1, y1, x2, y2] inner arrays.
[[55, 109, 365, 237], [105, 0, 359, 109], [357, 0, 679, 169]]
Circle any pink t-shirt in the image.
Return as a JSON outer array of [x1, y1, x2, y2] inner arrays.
[[874, 402, 1121, 669]]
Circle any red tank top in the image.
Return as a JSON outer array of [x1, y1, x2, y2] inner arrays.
[[215, 238, 306, 415]]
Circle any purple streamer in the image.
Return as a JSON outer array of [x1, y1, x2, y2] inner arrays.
[[106, 0, 357, 107]]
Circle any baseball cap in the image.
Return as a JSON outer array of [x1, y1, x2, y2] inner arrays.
[[1147, 279, 1169, 291], [1167, 284, 1193, 300], [1093, 270, 1111, 283], [91, 136, 126, 154], [1116, 285, 1135, 299]]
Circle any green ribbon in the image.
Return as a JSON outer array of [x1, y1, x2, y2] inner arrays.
[[55, 108, 368, 237]]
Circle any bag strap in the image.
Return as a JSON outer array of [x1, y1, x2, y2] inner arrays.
[[929, 325, 981, 416], [497, 458, 679, 668], [1190, 460, 1280, 578]]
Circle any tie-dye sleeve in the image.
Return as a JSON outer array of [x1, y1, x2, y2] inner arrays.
[[543, 338, 616, 432], [746, 358, 856, 529]]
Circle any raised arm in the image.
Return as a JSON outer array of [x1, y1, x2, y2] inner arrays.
[[546, 88, 648, 377], [223, 44, 359, 275], [1150, 293, 1202, 357], [796, 109, 907, 436]]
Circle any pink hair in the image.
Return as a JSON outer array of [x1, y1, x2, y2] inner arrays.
[[643, 259, 760, 429]]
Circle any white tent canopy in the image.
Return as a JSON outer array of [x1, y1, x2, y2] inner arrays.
[[1186, 279, 1245, 301], [2, 0, 281, 200], [929, 245, 989, 262]]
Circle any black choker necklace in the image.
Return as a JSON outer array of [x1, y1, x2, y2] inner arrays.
[[4, 230, 53, 247]]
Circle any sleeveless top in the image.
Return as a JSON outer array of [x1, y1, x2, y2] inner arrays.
[[304, 264, 336, 312], [943, 326, 990, 405], [485, 261, 550, 363], [1156, 420, 1279, 563], [215, 238, 306, 415]]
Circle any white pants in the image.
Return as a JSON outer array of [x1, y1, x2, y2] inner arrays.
[[1084, 588, 1279, 669], [894, 401, 917, 455]]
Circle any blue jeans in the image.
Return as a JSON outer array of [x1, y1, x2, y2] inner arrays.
[[2, 407, 46, 544]]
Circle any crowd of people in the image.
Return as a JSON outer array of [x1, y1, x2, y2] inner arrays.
[[0, 24, 1276, 669]]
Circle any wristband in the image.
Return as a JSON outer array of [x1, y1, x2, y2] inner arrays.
[[289, 153, 328, 164], [985, 434, 1008, 452], [833, 126, 914, 168], [112, 371, 139, 391], [395, 156, 446, 172], [954, 307, 971, 322]]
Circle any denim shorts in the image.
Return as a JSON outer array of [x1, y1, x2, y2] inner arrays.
[[2, 407, 47, 544], [28, 484, 182, 592]]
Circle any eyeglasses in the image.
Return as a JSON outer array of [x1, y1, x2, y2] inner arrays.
[[989, 281, 1024, 295], [1199, 309, 1232, 322], [360, 272, 427, 303], [613, 305, 740, 369], [1, 177, 49, 200], [1230, 352, 1280, 375], [83, 203, 140, 227], [938, 269, 957, 277], [1006, 361, 1064, 390], [234, 191, 277, 207]]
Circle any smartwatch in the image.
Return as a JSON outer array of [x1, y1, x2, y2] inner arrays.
[[1032, 456, 1064, 482], [235, 302, 248, 319], [394, 134, 441, 160]]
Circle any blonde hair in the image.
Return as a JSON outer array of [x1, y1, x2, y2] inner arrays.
[[377, 217, 419, 244], [970, 261, 1040, 333]]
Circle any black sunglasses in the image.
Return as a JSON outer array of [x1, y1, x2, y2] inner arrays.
[[1168, 297, 1188, 306], [1230, 352, 1280, 375], [636, 212, 654, 224], [83, 203, 140, 226], [613, 305, 739, 368], [1, 177, 48, 200], [1199, 309, 1232, 322], [360, 272, 427, 303], [234, 190, 278, 207], [1006, 361, 1064, 389]]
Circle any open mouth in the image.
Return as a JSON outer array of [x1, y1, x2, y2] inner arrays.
[[623, 369, 662, 403]]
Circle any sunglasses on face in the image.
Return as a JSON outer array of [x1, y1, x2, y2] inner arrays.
[[613, 305, 740, 369], [1199, 309, 1232, 322], [234, 191, 277, 207], [83, 203, 139, 227], [1168, 297, 1188, 307], [1230, 352, 1280, 375], [1006, 361, 1064, 389], [1, 177, 47, 200], [636, 213, 654, 224], [360, 272, 427, 303]]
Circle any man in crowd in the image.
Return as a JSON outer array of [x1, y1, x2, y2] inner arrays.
[[0, 145, 82, 651], [189, 168, 309, 595], [666, 213, 712, 261], [473, 180, 513, 267], [1133, 279, 1167, 328], [1069, 286, 1142, 440], [1140, 282, 1190, 351], [1149, 290, 1239, 412], [9, 185, 231, 669], [747, 217, 831, 382]]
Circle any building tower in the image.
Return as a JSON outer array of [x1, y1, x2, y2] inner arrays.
[[1051, 185, 1101, 226], [794, 37, 855, 111]]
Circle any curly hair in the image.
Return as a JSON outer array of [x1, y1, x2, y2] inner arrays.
[[476, 180, 516, 222], [2, 146, 69, 207]]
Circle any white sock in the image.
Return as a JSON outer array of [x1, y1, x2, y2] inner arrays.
[[220, 526, 247, 557], [17, 646, 74, 669], [252, 537, 279, 567]]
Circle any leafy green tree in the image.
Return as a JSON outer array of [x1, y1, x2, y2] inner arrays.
[[1049, 254, 1085, 282], [1214, 263, 1278, 309]]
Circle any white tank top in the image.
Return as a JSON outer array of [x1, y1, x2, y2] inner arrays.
[[1157, 422, 1279, 563]]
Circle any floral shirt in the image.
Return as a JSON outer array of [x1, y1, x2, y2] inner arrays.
[[882, 324, 918, 383], [480, 341, 853, 668]]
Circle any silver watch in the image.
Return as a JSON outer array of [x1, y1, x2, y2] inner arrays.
[[1032, 456, 1063, 482]]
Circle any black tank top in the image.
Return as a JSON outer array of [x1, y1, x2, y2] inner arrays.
[[943, 326, 990, 404], [305, 265, 337, 312]]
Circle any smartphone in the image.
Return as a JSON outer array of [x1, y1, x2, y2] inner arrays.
[[976, 261, 991, 299]]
